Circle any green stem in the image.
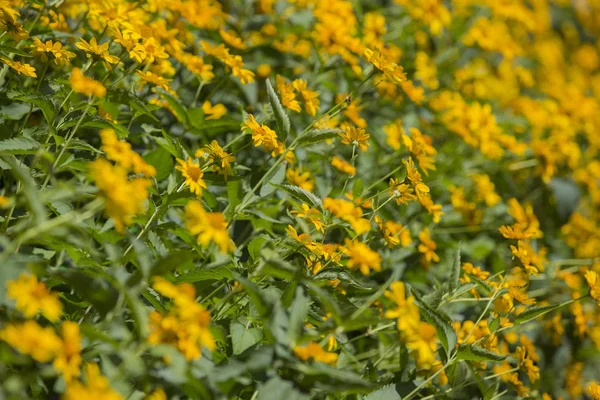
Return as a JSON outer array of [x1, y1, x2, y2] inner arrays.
[[42, 101, 93, 188]]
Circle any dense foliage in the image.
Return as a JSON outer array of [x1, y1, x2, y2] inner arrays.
[[1, 0, 600, 399]]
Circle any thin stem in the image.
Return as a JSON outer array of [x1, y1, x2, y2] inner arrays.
[[42, 101, 93, 188]]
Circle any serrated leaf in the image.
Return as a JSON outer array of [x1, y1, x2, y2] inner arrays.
[[412, 289, 457, 358], [266, 78, 290, 138], [514, 304, 561, 325], [456, 344, 506, 362], [275, 184, 322, 208], [314, 269, 372, 290], [296, 128, 342, 146], [467, 274, 493, 295], [0, 137, 40, 154], [449, 243, 461, 292], [364, 384, 401, 400]]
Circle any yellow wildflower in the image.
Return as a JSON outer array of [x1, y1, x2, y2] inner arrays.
[[53, 321, 82, 383], [339, 123, 370, 151], [69, 68, 106, 98], [7, 273, 62, 321], [276, 75, 301, 112], [294, 342, 338, 365], [202, 101, 227, 120], [1, 58, 36, 77], [286, 168, 315, 192], [343, 239, 381, 275], [64, 363, 123, 400], [149, 277, 216, 360], [292, 78, 320, 115], [76, 37, 120, 65], [185, 200, 234, 253], [331, 156, 356, 175], [0, 320, 62, 363], [418, 228, 439, 264], [196, 140, 235, 179], [242, 114, 279, 153], [176, 158, 207, 196]]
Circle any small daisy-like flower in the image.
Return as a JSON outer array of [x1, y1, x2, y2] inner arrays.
[[176, 158, 207, 196]]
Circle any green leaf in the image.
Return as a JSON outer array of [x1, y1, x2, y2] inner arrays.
[[7, 91, 56, 126], [266, 78, 290, 139], [258, 376, 309, 400], [173, 265, 233, 283], [514, 304, 562, 325], [150, 251, 193, 277], [0, 44, 32, 57], [230, 321, 263, 355], [0, 137, 40, 154], [275, 184, 322, 208], [143, 147, 173, 181], [364, 384, 401, 400], [57, 270, 118, 317], [248, 235, 268, 261], [449, 242, 461, 292], [261, 161, 286, 197], [234, 273, 271, 318], [352, 178, 363, 198], [161, 92, 189, 126], [296, 128, 342, 146], [455, 344, 506, 363], [288, 286, 309, 345], [226, 180, 241, 218], [412, 289, 457, 358]]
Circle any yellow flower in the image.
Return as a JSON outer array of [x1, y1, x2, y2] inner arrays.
[[0, 195, 9, 207], [588, 382, 600, 400], [220, 29, 246, 50], [384, 281, 421, 333], [276, 75, 301, 112], [69, 68, 106, 98], [363, 48, 406, 85], [202, 101, 227, 120], [292, 78, 320, 115], [293, 342, 338, 365], [286, 168, 315, 192], [149, 277, 216, 360], [90, 158, 152, 233], [406, 322, 438, 369], [291, 203, 325, 233], [0, 320, 62, 363], [181, 54, 215, 81], [64, 363, 123, 400], [375, 216, 411, 248], [331, 156, 356, 175], [130, 37, 168, 65], [323, 197, 371, 234], [389, 178, 416, 206], [7, 273, 62, 321], [30, 38, 75, 67], [257, 64, 272, 78], [242, 114, 279, 153], [53, 321, 82, 383], [100, 129, 156, 177], [185, 200, 234, 253], [0, 58, 36, 77], [136, 70, 172, 92], [76, 37, 120, 65], [176, 158, 207, 196], [343, 239, 381, 275], [196, 140, 235, 179], [339, 123, 370, 151], [586, 270, 600, 305], [418, 228, 439, 264], [146, 388, 167, 400]]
